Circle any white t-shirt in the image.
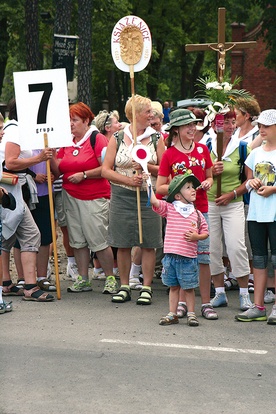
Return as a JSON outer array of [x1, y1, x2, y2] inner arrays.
[[232, 125, 259, 144], [245, 146, 276, 222]]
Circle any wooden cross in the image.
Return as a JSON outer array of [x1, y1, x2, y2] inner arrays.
[[185, 7, 256, 196], [185, 7, 256, 82]]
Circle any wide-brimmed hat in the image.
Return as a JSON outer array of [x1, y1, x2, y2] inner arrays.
[[252, 109, 276, 126], [165, 109, 202, 131], [167, 173, 201, 203]]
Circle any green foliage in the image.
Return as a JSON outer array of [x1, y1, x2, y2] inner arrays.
[[0, 0, 272, 110]]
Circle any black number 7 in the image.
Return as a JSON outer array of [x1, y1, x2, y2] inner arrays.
[[28, 82, 53, 124]]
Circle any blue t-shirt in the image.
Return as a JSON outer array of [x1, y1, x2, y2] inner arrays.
[[163, 107, 170, 124], [245, 147, 276, 222]]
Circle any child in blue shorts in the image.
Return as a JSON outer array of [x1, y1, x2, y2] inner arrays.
[[148, 172, 209, 326]]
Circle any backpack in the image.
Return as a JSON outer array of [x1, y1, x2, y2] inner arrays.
[[206, 138, 250, 204]]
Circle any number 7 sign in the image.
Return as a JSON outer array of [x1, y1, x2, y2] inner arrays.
[[13, 68, 72, 150]]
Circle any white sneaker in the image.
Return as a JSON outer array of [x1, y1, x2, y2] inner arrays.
[[91, 269, 106, 280], [67, 262, 79, 281], [264, 289, 275, 304], [129, 277, 143, 290]]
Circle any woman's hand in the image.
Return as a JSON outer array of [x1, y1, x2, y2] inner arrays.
[[39, 148, 54, 162], [130, 173, 143, 187], [215, 192, 234, 206], [68, 172, 85, 184], [34, 173, 47, 184], [212, 161, 224, 176], [132, 160, 142, 171]]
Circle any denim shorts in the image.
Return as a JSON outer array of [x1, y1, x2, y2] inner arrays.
[[197, 212, 210, 264], [161, 254, 199, 290]]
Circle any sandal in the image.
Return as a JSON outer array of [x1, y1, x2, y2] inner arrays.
[[37, 278, 57, 292], [23, 286, 54, 302], [159, 313, 179, 326], [112, 287, 131, 303], [187, 313, 199, 327], [201, 304, 218, 320], [177, 303, 188, 318], [2, 283, 24, 296], [136, 287, 152, 305]]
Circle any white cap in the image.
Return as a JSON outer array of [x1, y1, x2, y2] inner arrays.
[[252, 109, 276, 126]]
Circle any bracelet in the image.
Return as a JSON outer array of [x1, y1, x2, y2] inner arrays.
[[233, 189, 237, 200]]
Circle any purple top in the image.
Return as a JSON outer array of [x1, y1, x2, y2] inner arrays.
[[30, 150, 51, 196]]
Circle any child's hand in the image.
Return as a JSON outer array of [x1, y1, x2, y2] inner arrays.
[[184, 230, 198, 241], [257, 185, 275, 198], [142, 171, 151, 181]]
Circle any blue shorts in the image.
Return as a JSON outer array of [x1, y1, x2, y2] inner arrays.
[[161, 254, 199, 290], [197, 212, 210, 264]]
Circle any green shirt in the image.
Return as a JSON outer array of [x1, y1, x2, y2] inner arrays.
[[207, 145, 250, 202]]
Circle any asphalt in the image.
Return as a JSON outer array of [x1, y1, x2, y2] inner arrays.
[[1, 277, 276, 414]]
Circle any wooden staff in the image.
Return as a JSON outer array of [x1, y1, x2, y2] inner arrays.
[[44, 133, 61, 299], [215, 114, 224, 197], [120, 25, 144, 243]]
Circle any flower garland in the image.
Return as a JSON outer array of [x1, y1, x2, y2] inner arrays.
[[195, 75, 252, 123]]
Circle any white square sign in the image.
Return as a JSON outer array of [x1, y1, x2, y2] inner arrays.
[[13, 68, 72, 150]]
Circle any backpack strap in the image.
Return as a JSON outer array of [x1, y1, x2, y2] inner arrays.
[[238, 141, 248, 181], [151, 132, 160, 151], [206, 137, 212, 152], [114, 130, 124, 151], [90, 130, 99, 150]]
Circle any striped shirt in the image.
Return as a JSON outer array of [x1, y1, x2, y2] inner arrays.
[[153, 200, 208, 258]]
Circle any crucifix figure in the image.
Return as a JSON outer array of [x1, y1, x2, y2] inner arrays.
[[185, 7, 256, 82]]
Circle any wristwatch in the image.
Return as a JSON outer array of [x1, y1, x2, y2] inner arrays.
[[83, 171, 87, 180]]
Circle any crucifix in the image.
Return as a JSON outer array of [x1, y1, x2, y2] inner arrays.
[[185, 7, 256, 82], [185, 7, 256, 196]]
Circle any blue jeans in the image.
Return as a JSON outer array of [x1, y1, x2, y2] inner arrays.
[[161, 254, 199, 290]]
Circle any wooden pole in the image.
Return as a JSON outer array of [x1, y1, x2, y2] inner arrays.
[[130, 65, 143, 244], [44, 133, 61, 299]]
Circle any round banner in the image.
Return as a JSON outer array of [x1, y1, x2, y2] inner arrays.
[[111, 15, 152, 73]]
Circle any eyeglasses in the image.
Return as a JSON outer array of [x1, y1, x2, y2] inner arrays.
[[151, 122, 161, 127]]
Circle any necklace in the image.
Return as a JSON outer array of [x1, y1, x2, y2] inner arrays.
[[180, 139, 193, 151]]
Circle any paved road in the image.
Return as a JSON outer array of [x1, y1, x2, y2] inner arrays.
[[1, 278, 275, 414]]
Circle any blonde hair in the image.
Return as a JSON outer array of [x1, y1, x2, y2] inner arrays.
[[125, 95, 151, 122], [152, 109, 163, 120], [0, 113, 4, 123], [235, 97, 261, 120], [94, 110, 120, 134]]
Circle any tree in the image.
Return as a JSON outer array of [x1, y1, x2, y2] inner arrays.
[[25, 0, 40, 70], [77, 0, 92, 107], [54, 0, 72, 35]]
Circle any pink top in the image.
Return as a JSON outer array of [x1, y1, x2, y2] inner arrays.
[[153, 200, 208, 258]]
